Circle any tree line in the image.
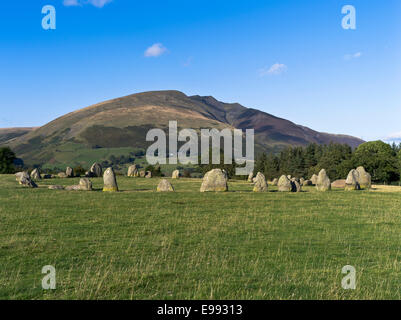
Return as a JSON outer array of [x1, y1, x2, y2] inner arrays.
[[255, 141, 401, 184], [1, 141, 401, 184]]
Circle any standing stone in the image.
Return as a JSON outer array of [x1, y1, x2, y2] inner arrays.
[[79, 178, 93, 191], [66, 167, 74, 178], [278, 175, 293, 192], [172, 170, 180, 179], [247, 171, 254, 182], [90, 162, 103, 177], [331, 179, 346, 189], [316, 169, 331, 192], [15, 171, 28, 182], [345, 169, 361, 191], [292, 180, 302, 192], [103, 167, 118, 192], [16, 172, 37, 188], [311, 174, 318, 185], [253, 172, 268, 192], [300, 178, 305, 185], [30, 168, 41, 180], [157, 179, 175, 192], [200, 169, 228, 192], [271, 178, 278, 186], [356, 166, 372, 189], [127, 165, 139, 177], [58, 172, 68, 178], [145, 171, 152, 179], [139, 170, 146, 178], [287, 175, 292, 180]]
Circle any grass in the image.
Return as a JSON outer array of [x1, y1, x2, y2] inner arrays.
[[40, 142, 139, 170], [1, 174, 401, 300]]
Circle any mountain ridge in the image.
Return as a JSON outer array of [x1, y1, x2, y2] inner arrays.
[[0, 90, 365, 167]]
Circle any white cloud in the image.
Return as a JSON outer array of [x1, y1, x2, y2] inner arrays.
[[384, 131, 401, 142], [344, 52, 362, 60], [63, 0, 79, 6], [259, 63, 287, 76], [63, 0, 112, 8], [88, 0, 112, 8], [144, 43, 167, 58]]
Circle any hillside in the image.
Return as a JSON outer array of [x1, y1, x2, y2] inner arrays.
[[1, 90, 364, 167], [0, 127, 36, 145]]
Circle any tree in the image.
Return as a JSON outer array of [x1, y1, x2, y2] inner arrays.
[[73, 165, 86, 177], [397, 148, 401, 183], [145, 164, 163, 177], [264, 154, 280, 180], [0, 147, 17, 174], [317, 143, 353, 180], [352, 141, 399, 183], [254, 153, 267, 175]]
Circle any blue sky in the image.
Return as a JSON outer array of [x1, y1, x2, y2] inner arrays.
[[0, 0, 400, 142]]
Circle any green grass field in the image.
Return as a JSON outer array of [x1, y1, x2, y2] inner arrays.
[[1, 174, 401, 300]]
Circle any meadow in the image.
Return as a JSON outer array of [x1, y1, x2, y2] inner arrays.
[[1, 174, 401, 300]]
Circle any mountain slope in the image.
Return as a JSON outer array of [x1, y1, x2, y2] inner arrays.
[[0, 127, 36, 145], [2, 90, 364, 167]]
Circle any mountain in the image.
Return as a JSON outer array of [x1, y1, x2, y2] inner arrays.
[[1, 90, 364, 167], [0, 127, 36, 144]]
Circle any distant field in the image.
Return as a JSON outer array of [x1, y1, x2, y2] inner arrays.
[[40, 142, 140, 170], [1, 174, 401, 300]]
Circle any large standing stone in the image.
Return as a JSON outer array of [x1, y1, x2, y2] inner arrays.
[[139, 170, 146, 178], [247, 171, 254, 182], [66, 167, 74, 178], [157, 179, 175, 192], [145, 171, 152, 179], [311, 174, 318, 185], [30, 168, 41, 180], [16, 172, 37, 188], [127, 165, 139, 177], [15, 171, 28, 182], [344, 170, 361, 191], [200, 169, 228, 192], [356, 166, 372, 189], [253, 172, 268, 192], [79, 178, 93, 191], [278, 175, 293, 192], [90, 162, 103, 177], [103, 167, 118, 192], [316, 169, 331, 192], [172, 170, 180, 179]]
